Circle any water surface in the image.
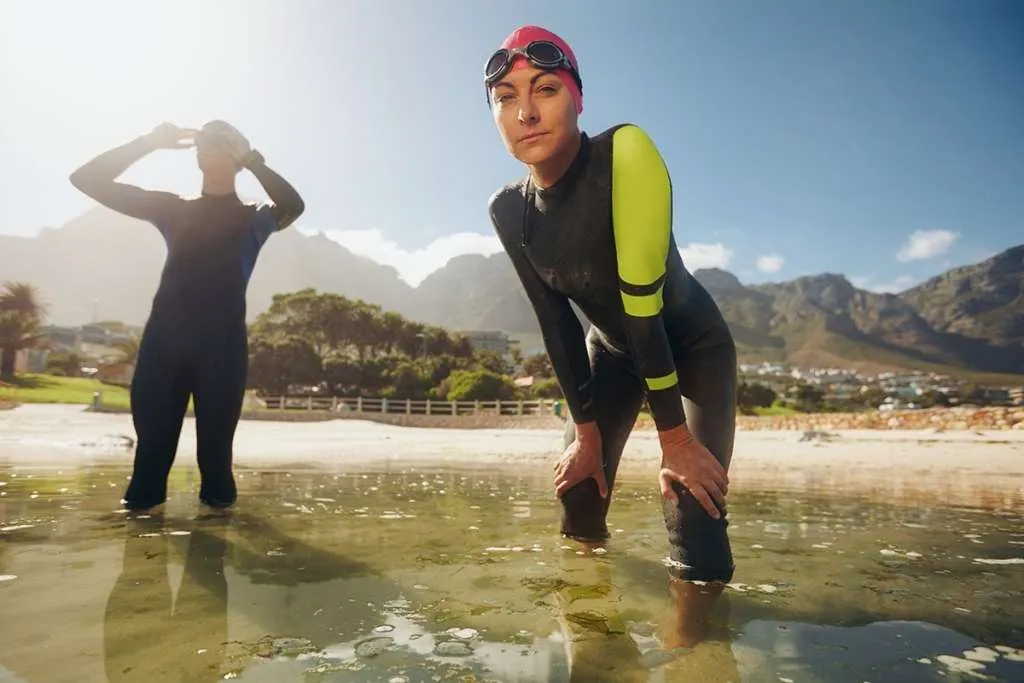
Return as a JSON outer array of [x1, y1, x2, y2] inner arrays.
[[0, 462, 1021, 682]]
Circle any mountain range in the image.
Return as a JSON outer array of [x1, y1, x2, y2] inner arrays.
[[2, 205, 1021, 380]]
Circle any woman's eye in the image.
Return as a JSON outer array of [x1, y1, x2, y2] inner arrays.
[[537, 85, 557, 96]]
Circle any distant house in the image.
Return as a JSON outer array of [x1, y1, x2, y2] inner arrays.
[[460, 330, 513, 355], [40, 325, 80, 352]]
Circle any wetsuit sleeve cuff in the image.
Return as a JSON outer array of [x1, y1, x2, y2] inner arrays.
[[647, 388, 685, 431]]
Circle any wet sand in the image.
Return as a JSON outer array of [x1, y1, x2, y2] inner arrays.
[[1, 404, 1022, 511]]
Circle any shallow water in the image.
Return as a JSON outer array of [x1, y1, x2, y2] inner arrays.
[[0, 462, 1022, 683]]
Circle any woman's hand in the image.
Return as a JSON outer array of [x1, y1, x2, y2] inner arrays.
[[145, 122, 197, 150], [658, 425, 729, 519], [553, 421, 608, 499]]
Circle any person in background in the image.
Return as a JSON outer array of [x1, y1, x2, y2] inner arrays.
[[69, 120, 305, 511]]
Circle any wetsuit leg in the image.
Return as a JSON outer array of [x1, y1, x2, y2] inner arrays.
[[123, 322, 192, 509], [559, 329, 646, 541], [662, 335, 738, 582], [192, 332, 248, 507]]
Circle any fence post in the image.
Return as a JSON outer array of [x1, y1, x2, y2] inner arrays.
[[406, 398, 411, 414], [357, 396, 363, 413], [426, 399, 432, 416], [496, 399, 502, 415], [307, 396, 313, 411], [331, 396, 338, 411], [381, 397, 388, 414], [517, 399, 523, 415]]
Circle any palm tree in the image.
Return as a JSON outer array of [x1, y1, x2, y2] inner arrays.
[[0, 282, 45, 379]]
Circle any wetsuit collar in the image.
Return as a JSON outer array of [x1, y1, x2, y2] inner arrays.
[[522, 132, 591, 248], [534, 132, 590, 201], [201, 190, 240, 201]]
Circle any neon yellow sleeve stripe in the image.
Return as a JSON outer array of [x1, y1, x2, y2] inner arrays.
[[646, 370, 678, 392], [611, 124, 672, 316], [621, 288, 664, 317]]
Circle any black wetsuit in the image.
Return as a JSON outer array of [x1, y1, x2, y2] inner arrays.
[[489, 124, 737, 582], [70, 135, 303, 509]]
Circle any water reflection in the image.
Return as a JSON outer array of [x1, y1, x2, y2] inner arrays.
[[104, 516, 229, 682], [0, 463, 1022, 682]]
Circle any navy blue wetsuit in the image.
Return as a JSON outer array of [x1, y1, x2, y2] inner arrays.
[[70, 135, 303, 508], [489, 124, 737, 582]]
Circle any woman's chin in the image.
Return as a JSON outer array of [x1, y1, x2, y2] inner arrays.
[[513, 144, 557, 167]]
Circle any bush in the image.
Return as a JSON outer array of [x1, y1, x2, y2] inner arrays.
[[531, 377, 563, 399], [444, 370, 518, 402]]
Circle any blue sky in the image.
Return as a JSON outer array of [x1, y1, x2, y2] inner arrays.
[[1, 0, 1021, 291]]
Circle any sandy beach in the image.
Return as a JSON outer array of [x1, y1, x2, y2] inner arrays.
[[2, 403, 1022, 511]]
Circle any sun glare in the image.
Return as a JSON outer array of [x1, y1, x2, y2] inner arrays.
[[1, 0, 257, 142]]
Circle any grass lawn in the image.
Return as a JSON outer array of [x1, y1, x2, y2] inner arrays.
[[751, 401, 801, 416], [0, 373, 131, 409]]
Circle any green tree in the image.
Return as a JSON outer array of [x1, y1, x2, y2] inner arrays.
[[523, 353, 554, 379], [323, 358, 364, 396], [0, 282, 45, 379], [856, 387, 889, 409], [787, 382, 825, 412], [383, 360, 433, 399], [956, 382, 989, 406], [737, 382, 777, 414], [530, 377, 563, 399], [917, 389, 951, 409], [450, 335, 474, 359], [379, 311, 409, 355], [46, 352, 83, 377], [248, 335, 322, 395], [472, 349, 513, 376], [253, 289, 353, 358], [444, 369, 518, 402]]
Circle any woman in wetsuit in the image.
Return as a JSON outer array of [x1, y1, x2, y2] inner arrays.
[[485, 26, 737, 583], [70, 120, 305, 511]]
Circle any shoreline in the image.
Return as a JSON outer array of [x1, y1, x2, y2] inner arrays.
[[76, 402, 1024, 432], [1, 404, 1021, 512]]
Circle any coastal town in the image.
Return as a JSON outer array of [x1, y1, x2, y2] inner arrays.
[[4, 322, 1022, 429]]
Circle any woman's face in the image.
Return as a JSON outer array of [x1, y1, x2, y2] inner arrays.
[[490, 66, 578, 166]]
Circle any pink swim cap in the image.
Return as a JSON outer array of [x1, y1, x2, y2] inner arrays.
[[500, 25, 583, 115]]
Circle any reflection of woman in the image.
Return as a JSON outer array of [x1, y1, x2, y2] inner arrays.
[[553, 552, 739, 681], [484, 25, 736, 582], [104, 519, 229, 682]]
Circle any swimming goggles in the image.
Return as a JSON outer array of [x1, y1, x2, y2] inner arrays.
[[483, 40, 583, 92]]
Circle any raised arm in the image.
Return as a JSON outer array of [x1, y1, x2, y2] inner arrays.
[[489, 197, 595, 424], [68, 123, 187, 225], [243, 151, 306, 231], [610, 124, 686, 432]]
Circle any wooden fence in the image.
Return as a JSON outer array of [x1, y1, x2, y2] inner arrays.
[[259, 395, 560, 417]]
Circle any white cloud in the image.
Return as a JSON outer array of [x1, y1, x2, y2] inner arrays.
[[313, 228, 503, 286], [896, 229, 958, 262], [851, 274, 916, 293], [679, 242, 733, 270], [756, 254, 784, 273]]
